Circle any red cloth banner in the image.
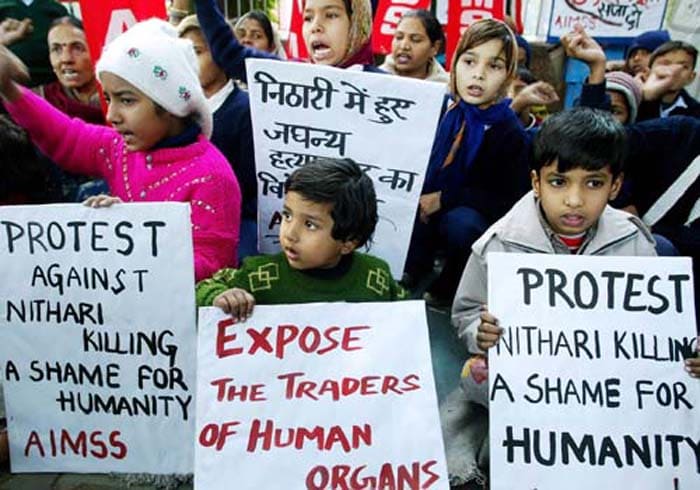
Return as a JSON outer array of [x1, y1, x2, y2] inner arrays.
[[285, 0, 309, 60], [445, 0, 505, 68], [510, 0, 524, 34], [371, 0, 432, 55], [78, 0, 166, 66]]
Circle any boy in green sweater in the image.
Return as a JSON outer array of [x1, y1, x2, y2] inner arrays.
[[196, 158, 407, 320]]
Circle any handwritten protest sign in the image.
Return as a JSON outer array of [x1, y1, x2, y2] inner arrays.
[[195, 301, 449, 489], [487, 253, 699, 489], [246, 59, 445, 278], [547, 0, 668, 41], [0, 203, 196, 473]]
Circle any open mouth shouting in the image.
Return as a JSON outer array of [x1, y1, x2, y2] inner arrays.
[[464, 85, 484, 98], [395, 52, 412, 64], [310, 40, 334, 63]]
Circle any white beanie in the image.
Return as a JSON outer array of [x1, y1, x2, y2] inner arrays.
[[96, 18, 212, 138]]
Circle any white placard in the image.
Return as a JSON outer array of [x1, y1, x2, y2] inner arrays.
[[547, 0, 668, 40], [487, 253, 700, 489], [247, 59, 445, 278], [0, 203, 196, 473], [195, 301, 449, 489]]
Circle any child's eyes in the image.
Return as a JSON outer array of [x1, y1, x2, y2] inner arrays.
[[490, 63, 504, 70], [587, 180, 605, 189], [121, 98, 135, 106], [303, 14, 312, 22], [548, 178, 565, 187], [281, 210, 292, 221], [305, 220, 319, 230]]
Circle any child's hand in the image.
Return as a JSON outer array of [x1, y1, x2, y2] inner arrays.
[[642, 64, 682, 101], [0, 18, 33, 47], [83, 194, 123, 208], [561, 24, 606, 83], [476, 306, 503, 351], [213, 288, 256, 322], [511, 81, 559, 113], [419, 191, 441, 223], [685, 338, 700, 379], [0, 44, 28, 100]]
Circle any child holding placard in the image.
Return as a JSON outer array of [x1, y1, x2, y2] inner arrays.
[[196, 157, 407, 321], [0, 19, 241, 281], [453, 107, 658, 409]]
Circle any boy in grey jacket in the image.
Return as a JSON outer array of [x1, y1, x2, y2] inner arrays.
[[452, 107, 657, 406]]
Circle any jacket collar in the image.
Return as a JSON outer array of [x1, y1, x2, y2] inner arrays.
[[478, 191, 646, 255]]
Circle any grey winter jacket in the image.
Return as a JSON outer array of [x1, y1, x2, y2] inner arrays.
[[451, 191, 657, 354]]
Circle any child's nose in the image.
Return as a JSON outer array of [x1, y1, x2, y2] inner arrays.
[[105, 103, 120, 124], [565, 189, 583, 207], [310, 16, 323, 33], [283, 221, 299, 242]]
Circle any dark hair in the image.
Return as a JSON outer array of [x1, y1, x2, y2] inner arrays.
[[285, 158, 378, 247], [516, 66, 537, 85], [399, 9, 445, 48], [532, 107, 627, 177], [49, 16, 84, 32], [0, 115, 47, 202], [237, 10, 274, 48], [649, 40, 698, 69]]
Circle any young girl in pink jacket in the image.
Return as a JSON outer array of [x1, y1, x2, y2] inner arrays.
[[0, 19, 241, 281]]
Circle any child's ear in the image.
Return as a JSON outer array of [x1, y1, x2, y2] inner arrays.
[[609, 172, 624, 201], [530, 169, 541, 198], [339, 240, 359, 255], [431, 41, 442, 58]]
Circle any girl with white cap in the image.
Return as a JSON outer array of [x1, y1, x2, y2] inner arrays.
[[0, 18, 241, 281]]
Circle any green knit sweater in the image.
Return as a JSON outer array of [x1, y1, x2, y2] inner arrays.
[[196, 252, 407, 307]]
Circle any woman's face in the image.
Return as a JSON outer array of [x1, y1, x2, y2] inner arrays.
[[391, 17, 438, 79], [302, 0, 351, 65], [48, 24, 96, 93], [235, 18, 273, 52]]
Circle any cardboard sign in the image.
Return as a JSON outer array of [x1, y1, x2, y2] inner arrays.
[[246, 59, 445, 278], [487, 253, 700, 489], [0, 203, 196, 473], [195, 301, 448, 489], [547, 0, 669, 42]]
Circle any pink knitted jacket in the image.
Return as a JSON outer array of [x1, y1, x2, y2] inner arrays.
[[5, 87, 241, 281]]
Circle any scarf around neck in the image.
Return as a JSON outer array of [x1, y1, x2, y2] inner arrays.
[[424, 98, 516, 192]]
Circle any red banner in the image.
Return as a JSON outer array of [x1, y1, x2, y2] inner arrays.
[[510, 0, 524, 34], [445, 0, 505, 68], [285, 0, 309, 60], [78, 0, 166, 67], [371, 0, 432, 55]]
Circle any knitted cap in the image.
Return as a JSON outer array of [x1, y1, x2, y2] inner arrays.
[[95, 18, 212, 138], [605, 71, 642, 123], [626, 30, 671, 60]]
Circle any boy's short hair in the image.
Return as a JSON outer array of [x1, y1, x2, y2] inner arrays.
[[285, 158, 378, 248], [532, 107, 627, 177], [649, 41, 698, 68]]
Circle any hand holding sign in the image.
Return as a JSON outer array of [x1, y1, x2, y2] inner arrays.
[[213, 288, 256, 322], [476, 307, 503, 352]]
